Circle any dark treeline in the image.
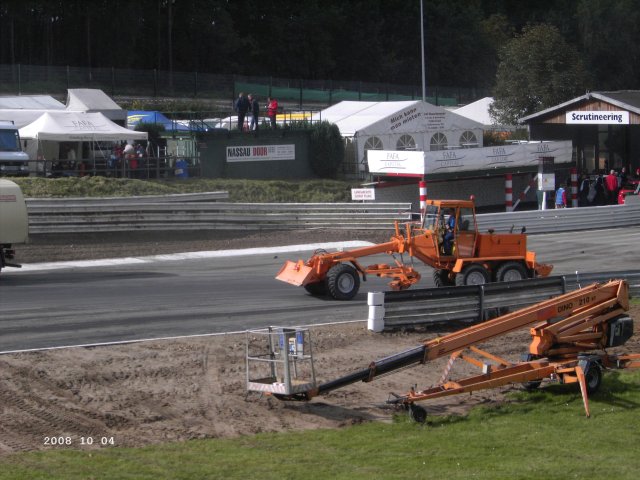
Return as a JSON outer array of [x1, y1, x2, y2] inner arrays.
[[1, 0, 639, 91]]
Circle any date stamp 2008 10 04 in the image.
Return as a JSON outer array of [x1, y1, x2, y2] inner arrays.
[[43, 436, 115, 447]]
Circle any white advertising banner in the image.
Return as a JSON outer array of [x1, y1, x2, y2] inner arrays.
[[366, 150, 426, 177], [566, 111, 629, 125], [226, 144, 295, 162], [367, 141, 573, 177]]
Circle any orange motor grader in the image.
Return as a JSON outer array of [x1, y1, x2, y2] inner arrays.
[[276, 199, 553, 300]]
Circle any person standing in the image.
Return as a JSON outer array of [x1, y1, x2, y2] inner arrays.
[[578, 172, 590, 206], [604, 169, 618, 204], [555, 183, 567, 208], [266, 97, 278, 129], [248, 94, 260, 131], [234, 92, 250, 131]]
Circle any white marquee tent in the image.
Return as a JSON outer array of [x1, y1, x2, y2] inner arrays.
[[19, 111, 147, 171], [312, 100, 484, 175], [19, 111, 147, 142]]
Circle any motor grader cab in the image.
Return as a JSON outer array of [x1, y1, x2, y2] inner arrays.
[[276, 198, 552, 300]]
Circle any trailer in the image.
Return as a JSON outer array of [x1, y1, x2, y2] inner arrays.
[[0, 179, 29, 272], [256, 280, 639, 420]]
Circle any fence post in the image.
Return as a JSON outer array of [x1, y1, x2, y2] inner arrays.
[[194, 71, 198, 97], [18, 63, 21, 95], [299, 78, 303, 109], [111, 67, 115, 96], [571, 167, 578, 208], [419, 180, 427, 221], [505, 173, 513, 212], [478, 285, 485, 322]]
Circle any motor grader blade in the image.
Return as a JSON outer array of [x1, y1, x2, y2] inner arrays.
[[276, 260, 317, 286]]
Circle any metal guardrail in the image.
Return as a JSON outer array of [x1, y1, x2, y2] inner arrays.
[[23, 194, 640, 235], [378, 271, 640, 331], [477, 203, 640, 234], [25, 191, 229, 207], [25, 198, 413, 234]]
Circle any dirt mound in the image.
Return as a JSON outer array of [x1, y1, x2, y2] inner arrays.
[[2, 306, 638, 455]]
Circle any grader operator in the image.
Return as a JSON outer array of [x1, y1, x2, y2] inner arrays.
[[276, 198, 552, 300]]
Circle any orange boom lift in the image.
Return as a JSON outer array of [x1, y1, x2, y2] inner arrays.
[[276, 199, 552, 300], [275, 280, 639, 420]]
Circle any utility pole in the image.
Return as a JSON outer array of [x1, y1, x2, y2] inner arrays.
[[420, 0, 426, 102]]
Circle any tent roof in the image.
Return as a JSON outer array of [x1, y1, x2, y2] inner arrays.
[[314, 100, 420, 136], [127, 111, 192, 131], [0, 95, 65, 110], [66, 89, 127, 122], [19, 112, 147, 141], [313, 100, 483, 137], [453, 97, 495, 126]]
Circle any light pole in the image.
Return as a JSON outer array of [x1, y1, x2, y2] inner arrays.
[[420, 0, 426, 102]]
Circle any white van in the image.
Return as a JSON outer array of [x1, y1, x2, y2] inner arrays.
[[0, 120, 30, 176]]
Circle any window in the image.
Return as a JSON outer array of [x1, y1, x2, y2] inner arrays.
[[364, 136, 383, 151], [459, 131, 478, 148], [430, 132, 447, 151], [396, 134, 416, 151]]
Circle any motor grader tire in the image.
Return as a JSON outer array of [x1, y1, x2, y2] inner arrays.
[[455, 263, 490, 286], [433, 269, 454, 287], [495, 261, 528, 283], [304, 282, 327, 296], [326, 263, 360, 300]]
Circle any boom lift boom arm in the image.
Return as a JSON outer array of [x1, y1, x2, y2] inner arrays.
[[285, 280, 636, 417]]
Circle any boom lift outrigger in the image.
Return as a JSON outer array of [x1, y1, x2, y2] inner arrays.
[[274, 280, 639, 420]]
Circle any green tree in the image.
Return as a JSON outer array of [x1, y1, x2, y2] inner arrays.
[[308, 121, 344, 179], [577, 0, 640, 90], [490, 24, 590, 125]]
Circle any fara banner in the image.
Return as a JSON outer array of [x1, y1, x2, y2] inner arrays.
[[227, 144, 295, 162], [367, 141, 573, 176]]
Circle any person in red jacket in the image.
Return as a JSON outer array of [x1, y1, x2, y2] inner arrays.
[[266, 97, 278, 129], [604, 169, 619, 204]]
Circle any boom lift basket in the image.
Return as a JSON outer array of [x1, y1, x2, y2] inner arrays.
[[246, 326, 317, 396]]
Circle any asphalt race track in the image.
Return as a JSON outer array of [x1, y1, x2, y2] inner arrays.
[[1, 226, 639, 353]]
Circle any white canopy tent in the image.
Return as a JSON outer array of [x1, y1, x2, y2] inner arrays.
[[19, 111, 147, 142], [19, 111, 147, 174], [312, 100, 484, 176]]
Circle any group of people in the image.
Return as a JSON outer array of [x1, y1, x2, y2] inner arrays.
[[576, 166, 639, 207], [234, 92, 278, 131], [108, 142, 147, 176]]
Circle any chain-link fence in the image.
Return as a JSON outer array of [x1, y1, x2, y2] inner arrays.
[[0, 64, 489, 108]]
